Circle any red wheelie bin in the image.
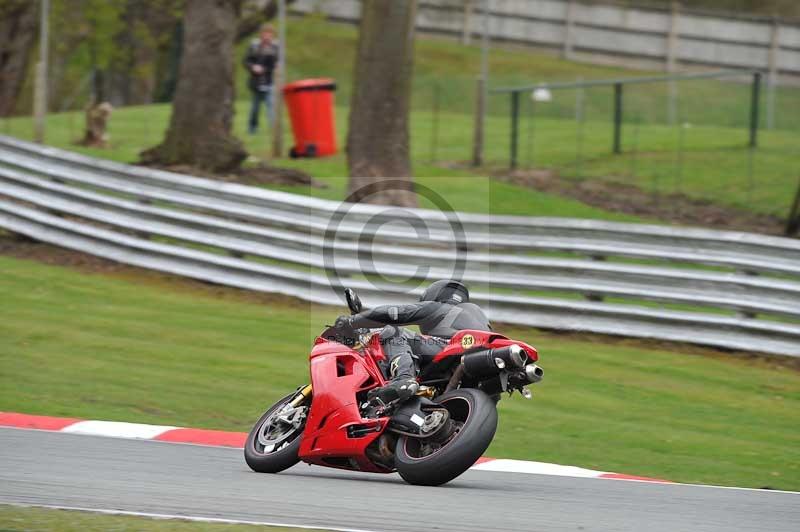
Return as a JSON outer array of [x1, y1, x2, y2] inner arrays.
[[282, 78, 337, 158]]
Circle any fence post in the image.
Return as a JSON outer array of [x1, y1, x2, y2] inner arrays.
[[613, 82, 623, 154], [563, 0, 576, 60], [575, 81, 585, 178], [33, 0, 50, 144], [471, 77, 485, 166], [526, 100, 536, 166], [675, 121, 685, 195], [271, 0, 287, 158], [749, 72, 761, 149], [666, 2, 680, 125], [786, 177, 800, 236], [510, 91, 520, 169], [471, 0, 490, 167], [767, 17, 780, 130], [430, 83, 440, 163], [630, 116, 641, 180], [462, 0, 474, 45], [665, 2, 679, 72]]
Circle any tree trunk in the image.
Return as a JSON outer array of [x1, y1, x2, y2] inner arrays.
[[346, 0, 418, 207], [0, 0, 38, 116], [79, 102, 113, 148], [140, 0, 246, 173]]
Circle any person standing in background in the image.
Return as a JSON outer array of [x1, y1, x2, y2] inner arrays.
[[244, 24, 280, 135]]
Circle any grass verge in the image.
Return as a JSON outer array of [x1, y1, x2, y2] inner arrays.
[[0, 505, 327, 532], [2, 254, 799, 490]]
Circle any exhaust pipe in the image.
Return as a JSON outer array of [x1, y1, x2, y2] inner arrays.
[[524, 364, 544, 384], [462, 344, 527, 378]]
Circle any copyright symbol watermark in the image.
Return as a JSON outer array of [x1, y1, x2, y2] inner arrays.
[[322, 179, 468, 303]]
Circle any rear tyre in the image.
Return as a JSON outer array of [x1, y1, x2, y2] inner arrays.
[[394, 388, 497, 486], [244, 391, 309, 473]]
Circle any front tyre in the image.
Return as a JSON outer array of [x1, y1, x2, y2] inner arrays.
[[244, 391, 309, 473], [395, 388, 498, 486]]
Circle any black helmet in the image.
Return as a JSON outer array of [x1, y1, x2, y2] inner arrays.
[[420, 280, 469, 305]]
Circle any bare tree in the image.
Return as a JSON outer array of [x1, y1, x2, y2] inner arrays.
[[0, 1, 38, 116], [346, 0, 418, 207], [141, 0, 247, 172]]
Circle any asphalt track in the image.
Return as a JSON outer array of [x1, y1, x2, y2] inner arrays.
[[1, 428, 798, 532]]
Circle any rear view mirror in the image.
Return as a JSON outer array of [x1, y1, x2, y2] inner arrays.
[[344, 288, 363, 314]]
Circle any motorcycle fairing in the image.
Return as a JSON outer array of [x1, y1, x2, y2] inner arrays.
[[432, 329, 539, 363], [298, 339, 391, 473]]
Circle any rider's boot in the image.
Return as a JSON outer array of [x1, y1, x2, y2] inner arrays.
[[368, 378, 419, 405]]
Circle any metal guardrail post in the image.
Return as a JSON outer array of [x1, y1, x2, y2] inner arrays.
[[749, 72, 761, 149], [613, 82, 623, 155], [510, 90, 520, 169]]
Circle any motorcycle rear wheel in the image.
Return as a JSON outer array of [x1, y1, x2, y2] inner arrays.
[[244, 390, 309, 474], [395, 388, 498, 486]]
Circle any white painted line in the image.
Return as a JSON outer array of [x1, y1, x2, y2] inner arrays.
[[61, 421, 175, 440], [1, 502, 382, 532], [471, 458, 607, 478], [639, 481, 800, 496]]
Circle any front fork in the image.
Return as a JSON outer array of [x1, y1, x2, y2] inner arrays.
[[289, 384, 312, 407]]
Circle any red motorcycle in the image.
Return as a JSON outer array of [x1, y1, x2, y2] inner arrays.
[[244, 289, 544, 486]]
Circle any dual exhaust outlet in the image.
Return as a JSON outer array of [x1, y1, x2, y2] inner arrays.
[[461, 344, 543, 384]]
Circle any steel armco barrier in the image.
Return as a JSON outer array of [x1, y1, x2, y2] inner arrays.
[[1, 134, 799, 357]]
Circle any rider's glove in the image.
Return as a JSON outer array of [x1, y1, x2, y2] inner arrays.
[[334, 315, 353, 329]]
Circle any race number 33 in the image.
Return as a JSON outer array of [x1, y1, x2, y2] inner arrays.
[[461, 334, 475, 349]]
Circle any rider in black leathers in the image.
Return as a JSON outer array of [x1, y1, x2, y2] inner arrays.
[[335, 280, 491, 404]]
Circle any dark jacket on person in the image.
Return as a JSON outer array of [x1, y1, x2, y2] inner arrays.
[[350, 301, 491, 338], [243, 39, 279, 91]]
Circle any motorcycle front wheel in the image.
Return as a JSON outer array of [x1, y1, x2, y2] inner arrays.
[[394, 388, 498, 486], [244, 389, 310, 474]]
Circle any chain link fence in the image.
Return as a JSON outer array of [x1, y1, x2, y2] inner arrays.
[[419, 70, 800, 234]]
